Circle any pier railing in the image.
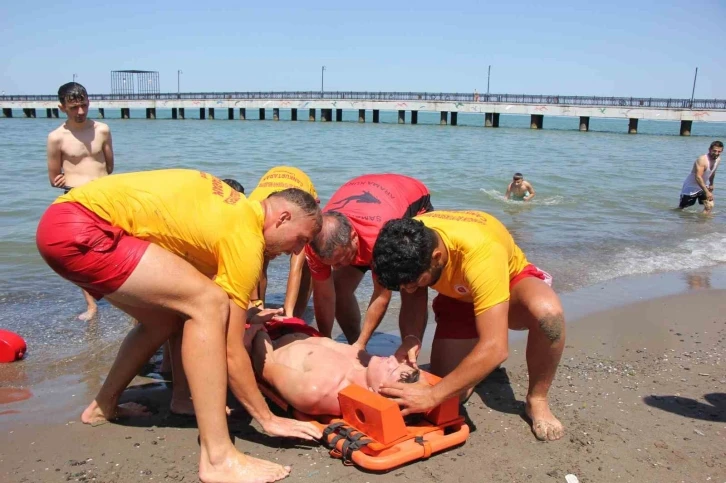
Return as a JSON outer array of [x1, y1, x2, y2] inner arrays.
[[1, 92, 725, 110]]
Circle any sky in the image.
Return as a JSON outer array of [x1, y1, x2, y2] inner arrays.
[[1, 0, 724, 98]]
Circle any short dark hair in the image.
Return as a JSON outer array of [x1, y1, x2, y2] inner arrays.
[[268, 188, 322, 230], [399, 369, 420, 384], [222, 178, 245, 194], [513, 172, 523, 180], [310, 211, 353, 259], [372, 218, 437, 291], [710, 141, 724, 150], [58, 82, 88, 105]]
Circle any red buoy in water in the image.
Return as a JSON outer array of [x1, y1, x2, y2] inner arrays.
[[0, 329, 26, 362]]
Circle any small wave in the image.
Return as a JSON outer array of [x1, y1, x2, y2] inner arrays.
[[479, 188, 565, 206]]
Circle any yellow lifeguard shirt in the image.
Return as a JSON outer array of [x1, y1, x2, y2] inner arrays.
[[56, 169, 264, 309], [415, 210, 530, 315], [247, 166, 318, 202]]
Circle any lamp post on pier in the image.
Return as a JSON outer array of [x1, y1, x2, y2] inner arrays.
[[321, 66, 326, 98], [177, 70, 183, 96]]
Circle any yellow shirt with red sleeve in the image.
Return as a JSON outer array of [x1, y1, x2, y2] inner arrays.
[[247, 166, 318, 202], [55, 169, 264, 309], [416, 210, 530, 315]]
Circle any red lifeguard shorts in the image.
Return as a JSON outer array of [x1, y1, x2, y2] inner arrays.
[[432, 264, 552, 340], [36, 202, 149, 300]]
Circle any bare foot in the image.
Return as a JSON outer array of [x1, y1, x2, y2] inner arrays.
[[81, 400, 151, 425], [77, 307, 98, 321], [525, 396, 565, 441], [200, 449, 290, 483], [170, 397, 195, 416]]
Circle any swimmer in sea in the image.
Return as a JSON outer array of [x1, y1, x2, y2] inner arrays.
[[505, 173, 535, 202]]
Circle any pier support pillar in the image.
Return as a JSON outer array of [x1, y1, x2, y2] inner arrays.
[[238, 108, 245, 120], [98, 108, 105, 119], [485, 112, 497, 127], [451, 112, 458, 126], [208, 108, 215, 120], [46, 108, 52, 118], [628, 118, 638, 134], [309, 108, 316, 121], [411, 110, 418, 124], [372, 110, 380, 123], [199, 108, 205, 120], [52, 108, 59, 118], [291, 108, 298, 121], [440, 111, 448, 125], [579, 116, 590, 131], [146, 108, 156, 119], [179, 108, 185, 119], [228, 108, 234, 120], [680, 120, 693, 136], [398, 110, 405, 124], [121, 108, 130, 119], [321, 109, 332, 122], [2, 108, 11, 118], [336, 108, 342, 122], [358, 109, 365, 122], [259, 108, 266, 120], [172, 108, 178, 119], [530, 114, 544, 129], [273, 108, 280, 121], [23, 108, 35, 118]]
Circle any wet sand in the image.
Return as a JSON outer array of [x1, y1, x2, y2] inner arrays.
[[1, 285, 725, 482]]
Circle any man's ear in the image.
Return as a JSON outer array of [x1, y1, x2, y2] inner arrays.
[[350, 227, 358, 242], [431, 248, 443, 265], [58, 103, 66, 113], [276, 210, 292, 227]]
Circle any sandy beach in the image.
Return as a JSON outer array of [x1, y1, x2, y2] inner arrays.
[[1, 283, 725, 483]]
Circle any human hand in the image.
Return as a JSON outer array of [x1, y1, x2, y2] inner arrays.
[[394, 335, 421, 367], [378, 380, 438, 416], [260, 414, 322, 441], [248, 307, 283, 325], [708, 185, 714, 192], [351, 340, 367, 352], [52, 174, 66, 188], [706, 191, 714, 202]]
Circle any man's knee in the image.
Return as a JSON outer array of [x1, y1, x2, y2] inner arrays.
[[537, 309, 565, 342], [193, 284, 230, 324]]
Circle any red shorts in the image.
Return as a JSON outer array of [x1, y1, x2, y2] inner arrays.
[[432, 264, 552, 340], [36, 202, 149, 300]]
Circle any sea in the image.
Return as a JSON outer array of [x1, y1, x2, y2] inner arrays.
[[1, 109, 725, 409]]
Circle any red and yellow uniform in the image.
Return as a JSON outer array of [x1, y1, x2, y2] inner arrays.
[[247, 166, 318, 202], [36, 169, 264, 309]]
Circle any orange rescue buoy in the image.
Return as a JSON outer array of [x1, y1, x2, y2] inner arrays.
[[0, 329, 26, 362]]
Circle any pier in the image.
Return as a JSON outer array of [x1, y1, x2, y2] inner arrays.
[[2, 91, 725, 135]]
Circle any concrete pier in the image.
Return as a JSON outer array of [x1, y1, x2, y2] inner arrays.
[[309, 108, 315, 121], [259, 108, 265, 120], [179, 108, 185, 119], [398, 110, 405, 124], [321, 109, 332, 122], [440, 111, 448, 125], [172, 108, 178, 119], [373, 110, 380, 123], [411, 110, 418, 124], [273, 108, 280, 121], [146, 108, 156, 119], [208, 108, 215, 120], [291, 108, 298, 121], [98, 108, 105, 119], [680, 120, 692, 136], [121, 108, 130, 119], [336, 108, 342, 122], [358, 109, 365, 122], [228, 108, 234, 120], [3, 108, 11, 118], [199, 108, 205, 120], [451, 112, 458, 126], [579, 116, 590, 131], [628, 118, 638, 134], [530, 114, 544, 129], [238, 108, 245, 120]]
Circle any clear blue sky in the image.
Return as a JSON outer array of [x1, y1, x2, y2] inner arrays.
[[2, 0, 724, 98]]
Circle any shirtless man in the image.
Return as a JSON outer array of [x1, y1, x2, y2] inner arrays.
[[679, 141, 722, 214], [46, 82, 114, 320], [247, 325, 419, 416], [505, 173, 535, 202], [36, 170, 323, 483]]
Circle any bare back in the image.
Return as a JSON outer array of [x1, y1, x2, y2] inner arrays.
[[47, 120, 114, 188]]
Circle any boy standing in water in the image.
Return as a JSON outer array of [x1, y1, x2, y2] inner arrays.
[[678, 141, 722, 214], [505, 172, 536, 202], [46, 82, 114, 320]]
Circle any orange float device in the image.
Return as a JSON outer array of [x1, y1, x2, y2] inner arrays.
[[0, 329, 27, 362]]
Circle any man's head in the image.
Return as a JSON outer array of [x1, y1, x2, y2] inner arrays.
[[262, 188, 322, 259], [57, 82, 89, 124], [372, 218, 443, 293], [708, 141, 723, 160], [366, 355, 420, 393], [222, 178, 245, 194], [512, 172, 524, 187], [309, 211, 359, 268]]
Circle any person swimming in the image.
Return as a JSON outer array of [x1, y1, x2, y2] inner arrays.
[[505, 173, 536, 202]]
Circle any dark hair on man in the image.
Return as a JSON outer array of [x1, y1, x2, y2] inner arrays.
[[399, 369, 421, 384], [710, 141, 724, 150], [57, 82, 88, 105], [513, 172, 523, 180], [268, 188, 322, 230], [309, 211, 353, 259], [222, 178, 245, 194], [372, 218, 437, 291]]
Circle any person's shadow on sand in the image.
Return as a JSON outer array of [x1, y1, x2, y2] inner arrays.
[[472, 367, 525, 417], [643, 393, 726, 422]]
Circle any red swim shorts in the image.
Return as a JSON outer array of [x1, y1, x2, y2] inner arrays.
[[36, 202, 149, 300], [432, 264, 552, 340]]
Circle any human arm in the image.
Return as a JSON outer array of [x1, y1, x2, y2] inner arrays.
[[353, 277, 392, 350], [282, 251, 306, 317], [102, 126, 114, 174], [312, 276, 335, 337], [380, 302, 510, 415], [393, 286, 429, 365], [504, 182, 512, 200], [524, 182, 536, 201], [46, 132, 65, 187]]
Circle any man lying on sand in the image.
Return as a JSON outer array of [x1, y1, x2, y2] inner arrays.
[[245, 324, 420, 416]]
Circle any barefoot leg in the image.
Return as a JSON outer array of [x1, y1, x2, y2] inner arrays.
[[78, 288, 98, 321], [169, 326, 195, 416]]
